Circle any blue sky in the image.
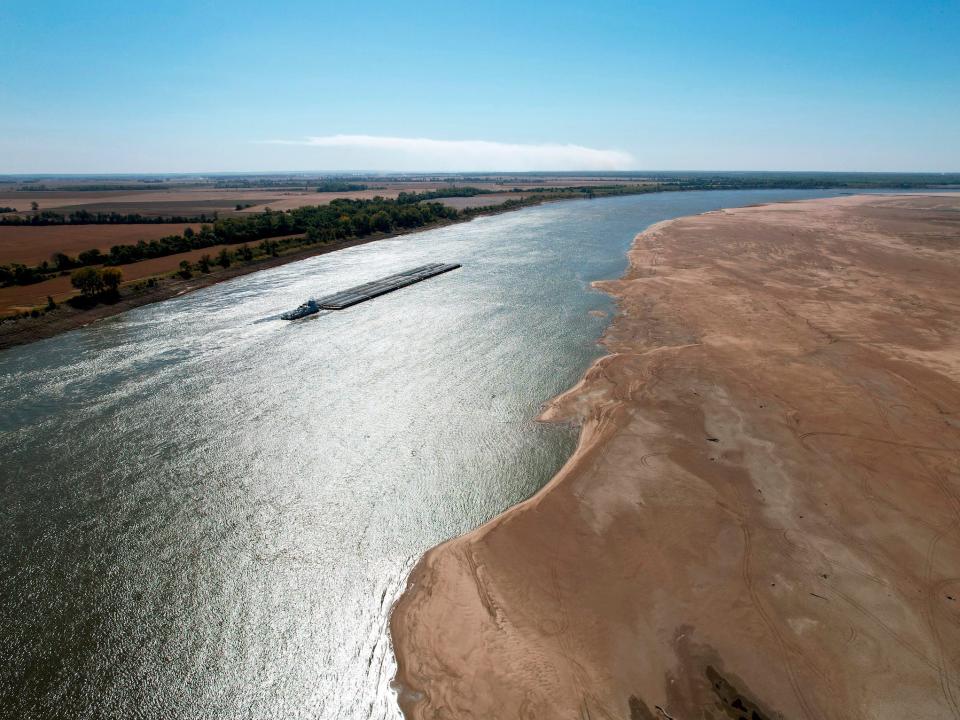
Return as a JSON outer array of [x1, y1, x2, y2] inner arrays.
[[1, 0, 958, 172]]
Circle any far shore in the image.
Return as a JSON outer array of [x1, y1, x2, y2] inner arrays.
[[0, 216, 480, 351], [0, 189, 636, 351], [0, 200, 530, 351]]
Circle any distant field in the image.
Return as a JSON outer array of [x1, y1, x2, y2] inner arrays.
[[0, 190, 285, 217], [434, 193, 530, 209], [236, 189, 406, 213], [0, 224, 201, 265], [49, 200, 265, 217], [0, 184, 445, 216], [0, 180, 635, 218]]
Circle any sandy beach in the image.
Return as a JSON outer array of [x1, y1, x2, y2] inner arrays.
[[390, 194, 960, 719]]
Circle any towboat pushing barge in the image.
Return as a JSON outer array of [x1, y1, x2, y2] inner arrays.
[[281, 262, 461, 319], [281, 299, 320, 320]]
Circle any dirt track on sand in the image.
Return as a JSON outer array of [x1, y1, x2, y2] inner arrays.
[[391, 194, 960, 720]]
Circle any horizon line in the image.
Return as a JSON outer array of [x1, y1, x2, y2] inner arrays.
[[2, 169, 959, 177]]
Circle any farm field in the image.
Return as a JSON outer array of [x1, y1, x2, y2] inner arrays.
[[234, 189, 405, 213], [0, 184, 433, 217], [0, 223, 201, 265], [433, 192, 530, 209], [0, 176, 650, 218], [0, 189, 290, 216]]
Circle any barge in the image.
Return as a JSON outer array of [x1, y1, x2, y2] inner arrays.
[[282, 262, 461, 318]]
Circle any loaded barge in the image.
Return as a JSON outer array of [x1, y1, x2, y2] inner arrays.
[[282, 263, 461, 319]]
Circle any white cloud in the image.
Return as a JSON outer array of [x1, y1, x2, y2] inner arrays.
[[262, 134, 634, 171]]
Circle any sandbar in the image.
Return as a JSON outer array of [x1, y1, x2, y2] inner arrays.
[[391, 194, 960, 719]]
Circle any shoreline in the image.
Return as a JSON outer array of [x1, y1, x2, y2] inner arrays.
[[389, 193, 960, 718], [0, 212, 487, 351], [387, 212, 689, 714], [0, 193, 594, 352], [387, 218, 670, 716], [0, 233, 400, 351]]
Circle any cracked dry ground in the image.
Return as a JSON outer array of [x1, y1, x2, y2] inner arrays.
[[391, 194, 960, 720]]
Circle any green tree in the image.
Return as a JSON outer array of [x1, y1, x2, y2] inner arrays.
[[258, 239, 279, 257], [198, 254, 212, 273], [78, 248, 104, 265], [217, 248, 231, 268], [178, 260, 192, 279], [100, 267, 122, 293], [10, 264, 39, 285], [30, 201, 39, 211], [70, 266, 104, 296], [239, 244, 253, 262], [51, 252, 75, 272], [370, 211, 392, 232]]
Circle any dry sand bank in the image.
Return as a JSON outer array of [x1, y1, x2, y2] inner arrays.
[[391, 194, 960, 719]]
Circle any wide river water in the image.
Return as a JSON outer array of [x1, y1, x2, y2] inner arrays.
[[1, 190, 853, 719]]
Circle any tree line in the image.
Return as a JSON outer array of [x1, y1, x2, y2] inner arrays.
[[315, 181, 370, 192], [396, 187, 491, 204], [0, 209, 218, 226], [0, 194, 459, 288], [70, 266, 123, 296]]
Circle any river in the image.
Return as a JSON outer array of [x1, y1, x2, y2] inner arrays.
[[0, 189, 854, 719]]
